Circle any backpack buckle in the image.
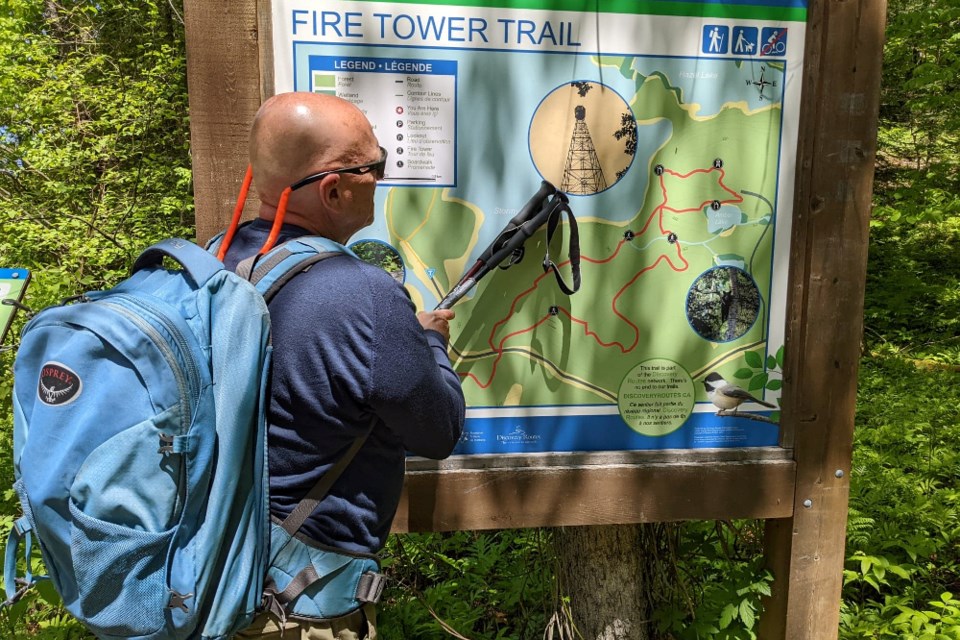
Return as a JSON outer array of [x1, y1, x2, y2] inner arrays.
[[167, 589, 194, 612], [355, 572, 386, 604], [12, 516, 32, 537], [158, 434, 175, 455], [158, 434, 188, 455]]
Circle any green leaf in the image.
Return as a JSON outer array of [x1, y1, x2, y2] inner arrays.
[[749, 373, 769, 392], [35, 579, 61, 606], [719, 603, 737, 629], [892, 611, 914, 624], [739, 600, 756, 629], [766, 379, 782, 391], [887, 564, 911, 579], [775, 345, 785, 368], [734, 368, 754, 379], [766, 355, 778, 370], [744, 351, 763, 368]]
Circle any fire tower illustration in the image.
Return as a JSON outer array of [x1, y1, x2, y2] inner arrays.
[[561, 105, 607, 194]]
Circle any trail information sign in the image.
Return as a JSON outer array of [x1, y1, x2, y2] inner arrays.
[[0, 269, 30, 347], [270, 0, 808, 454], [188, 1, 882, 634]]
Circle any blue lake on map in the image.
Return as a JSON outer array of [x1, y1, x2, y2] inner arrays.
[[706, 205, 746, 233], [630, 58, 784, 117]]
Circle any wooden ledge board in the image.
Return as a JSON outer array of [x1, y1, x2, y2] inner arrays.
[[394, 453, 796, 532], [405, 446, 791, 472]]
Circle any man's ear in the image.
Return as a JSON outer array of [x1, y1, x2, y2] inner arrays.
[[318, 173, 342, 210]]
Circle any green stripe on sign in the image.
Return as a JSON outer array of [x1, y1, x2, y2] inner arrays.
[[362, 0, 806, 22], [312, 73, 337, 96], [313, 73, 337, 88]]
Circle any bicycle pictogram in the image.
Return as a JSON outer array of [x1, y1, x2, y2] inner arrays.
[[760, 27, 787, 56]]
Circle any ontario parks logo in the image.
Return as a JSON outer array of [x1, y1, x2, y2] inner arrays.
[[38, 362, 83, 406], [496, 427, 542, 445]]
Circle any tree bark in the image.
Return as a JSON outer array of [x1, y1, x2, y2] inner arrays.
[[554, 524, 662, 640]]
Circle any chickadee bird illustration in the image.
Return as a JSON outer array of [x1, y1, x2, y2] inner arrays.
[[703, 372, 776, 413]]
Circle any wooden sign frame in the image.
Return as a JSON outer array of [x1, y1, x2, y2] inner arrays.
[[183, 1, 885, 637]]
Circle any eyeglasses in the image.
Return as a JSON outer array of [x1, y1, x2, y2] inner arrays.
[[289, 146, 388, 191]]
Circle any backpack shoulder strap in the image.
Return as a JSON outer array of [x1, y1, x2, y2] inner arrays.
[[238, 236, 356, 302], [204, 220, 258, 256], [239, 235, 372, 534], [251, 235, 372, 534], [255, 239, 380, 617], [276, 417, 375, 537], [204, 231, 226, 255]]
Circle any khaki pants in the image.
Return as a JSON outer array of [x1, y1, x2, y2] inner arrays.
[[234, 605, 377, 640]]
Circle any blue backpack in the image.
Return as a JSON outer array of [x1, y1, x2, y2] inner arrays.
[[5, 236, 385, 639]]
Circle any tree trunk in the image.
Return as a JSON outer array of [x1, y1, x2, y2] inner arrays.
[[554, 524, 662, 640]]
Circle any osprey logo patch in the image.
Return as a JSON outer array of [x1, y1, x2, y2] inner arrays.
[[38, 362, 83, 406]]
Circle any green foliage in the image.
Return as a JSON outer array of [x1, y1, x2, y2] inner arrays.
[[0, 0, 193, 313], [351, 240, 405, 282], [380, 531, 554, 639], [0, 0, 193, 445], [653, 521, 774, 640], [863, 217, 960, 360], [855, 20, 960, 636], [685, 267, 761, 342], [0, 2, 191, 636], [874, 0, 960, 228], [837, 356, 960, 639]]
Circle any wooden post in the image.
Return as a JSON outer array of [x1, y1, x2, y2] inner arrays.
[[183, 0, 263, 243], [759, 1, 886, 638]]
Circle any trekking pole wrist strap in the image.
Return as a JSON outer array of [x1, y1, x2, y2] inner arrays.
[[542, 200, 581, 296]]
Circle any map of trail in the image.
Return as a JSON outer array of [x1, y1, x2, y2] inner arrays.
[[385, 54, 784, 416], [274, 0, 806, 450]]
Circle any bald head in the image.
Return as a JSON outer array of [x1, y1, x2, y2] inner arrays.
[[249, 92, 378, 205]]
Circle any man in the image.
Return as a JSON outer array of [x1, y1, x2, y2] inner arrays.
[[226, 93, 466, 639]]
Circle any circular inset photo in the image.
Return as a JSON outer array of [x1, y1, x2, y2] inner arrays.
[[349, 239, 405, 284], [686, 267, 761, 342], [529, 80, 636, 196]]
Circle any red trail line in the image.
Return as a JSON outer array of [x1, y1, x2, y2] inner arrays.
[[461, 165, 735, 389], [462, 312, 553, 389]]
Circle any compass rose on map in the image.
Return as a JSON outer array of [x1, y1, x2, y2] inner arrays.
[[746, 65, 779, 102]]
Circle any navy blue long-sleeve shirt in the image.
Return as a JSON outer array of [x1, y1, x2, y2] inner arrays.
[[223, 220, 465, 554]]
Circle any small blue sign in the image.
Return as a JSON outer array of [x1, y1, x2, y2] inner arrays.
[[732, 26, 758, 55], [426, 268, 437, 279], [760, 27, 788, 56], [702, 25, 729, 55]]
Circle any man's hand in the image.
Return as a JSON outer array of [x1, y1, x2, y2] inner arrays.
[[417, 309, 455, 342]]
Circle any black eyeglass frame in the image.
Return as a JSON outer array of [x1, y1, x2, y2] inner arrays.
[[289, 146, 388, 191]]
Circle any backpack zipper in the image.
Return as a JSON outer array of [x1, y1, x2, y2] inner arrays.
[[112, 293, 202, 409], [71, 296, 200, 615], [98, 298, 199, 434]]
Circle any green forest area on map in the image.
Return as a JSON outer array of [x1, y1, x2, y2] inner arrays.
[[386, 56, 783, 409]]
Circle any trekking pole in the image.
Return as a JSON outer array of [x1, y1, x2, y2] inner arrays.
[[436, 181, 581, 310]]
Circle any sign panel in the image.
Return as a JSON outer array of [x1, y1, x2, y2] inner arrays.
[[0, 269, 30, 347], [271, 0, 808, 454]]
